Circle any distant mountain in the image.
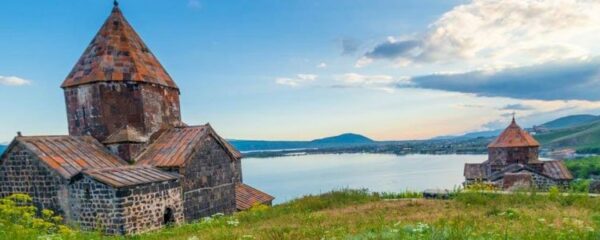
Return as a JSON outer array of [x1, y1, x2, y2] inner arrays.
[[311, 133, 374, 144], [540, 114, 600, 130], [535, 119, 600, 152], [433, 129, 501, 141], [229, 133, 376, 152]]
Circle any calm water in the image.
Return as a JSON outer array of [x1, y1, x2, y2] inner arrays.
[[242, 153, 486, 204]]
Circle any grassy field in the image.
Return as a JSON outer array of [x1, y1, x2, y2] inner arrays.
[[4, 189, 600, 240]]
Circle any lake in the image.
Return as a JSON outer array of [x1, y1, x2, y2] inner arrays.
[[242, 153, 486, 204]]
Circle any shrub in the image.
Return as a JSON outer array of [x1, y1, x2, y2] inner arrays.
[[0, 194, 74, 239]]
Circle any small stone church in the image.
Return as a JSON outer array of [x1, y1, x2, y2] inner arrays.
[[464, 117, 573, 190], [0, 2, 273, 235]]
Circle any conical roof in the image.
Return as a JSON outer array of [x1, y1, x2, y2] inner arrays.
[[488, 118, 540, 148], [61, 4, 177, 89]]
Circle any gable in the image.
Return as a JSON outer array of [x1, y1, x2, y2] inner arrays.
[[136, 125, 241, 168]]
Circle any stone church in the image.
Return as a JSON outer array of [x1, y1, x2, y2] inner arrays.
[[0, 2, 273, 235], [464, 117, 573, 190]]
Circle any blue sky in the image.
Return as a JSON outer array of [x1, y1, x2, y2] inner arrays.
[[2, 0, 600, 142]]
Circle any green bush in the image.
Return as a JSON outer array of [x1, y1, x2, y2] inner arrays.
[[0, 194, 74, 239]]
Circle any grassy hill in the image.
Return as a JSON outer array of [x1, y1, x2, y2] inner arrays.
[[535, 119, 600, 152], [4, 189, 600, 240], [541, 114, 600, 130]]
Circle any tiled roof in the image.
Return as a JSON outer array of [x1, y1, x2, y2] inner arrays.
[[82, 165, 179, 188], [488, 118, 540, 148], [542, 160, 573, 180], [464, 163, 486, 180], [135, 125, 242, 167], [486, 162, 573, 181], [8, 136, 127, 179], [103, 125, 147, 144], [235, 183, 274, 210], [61, 5, 177, 89]]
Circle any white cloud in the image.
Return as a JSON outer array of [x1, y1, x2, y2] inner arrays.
[[188, 0, 201, 9], [334, 73, 409, 93], [362, 0, 600, 68], [275, 74, 318, 87], [317, 62, 327, 68], [0, 76, 31, 86]]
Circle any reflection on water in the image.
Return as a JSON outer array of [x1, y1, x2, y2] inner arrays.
[[242, 153, 486, 204]]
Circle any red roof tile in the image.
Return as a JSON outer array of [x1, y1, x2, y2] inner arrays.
[[11, 136, 127, 179], [135, 125, 242, 167], [61, 5, 177, 89], [488, 118, 540, 148], [82, 165, 180, 188], [236, 183, 274, 210]]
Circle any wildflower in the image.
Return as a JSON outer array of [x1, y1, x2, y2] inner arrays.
[[241, 235, 255, 239], [227, 218, 240, 227], [537, 218, 546, 223], [188, 236, 199, 240]]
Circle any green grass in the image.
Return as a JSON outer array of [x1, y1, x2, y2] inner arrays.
[[6, 188, 600, 239]]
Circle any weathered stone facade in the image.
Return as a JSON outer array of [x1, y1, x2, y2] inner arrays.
[[0, 2, 274, 236], [464, 118, 573, 190], [64, 82, 181, 144], [69, 176, 183, 235], [179, 136, 237, 220], [0, 144, 68, 216]]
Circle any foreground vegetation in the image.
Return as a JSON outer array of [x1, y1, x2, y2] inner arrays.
[[565, 156, 600, 179], [5, 188, 600, 240]]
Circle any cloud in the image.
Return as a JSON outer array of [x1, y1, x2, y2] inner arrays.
[[334, 73, 409, 93], [500, 104, 534, 111], [275, 74, 318, 87], [361, 0, 600, 67], [405, 58, 600, 101], [0, 76, 31, 86], [317, 62, 327, 68], [341, 38, 360, 55], [188, 0, 201, 9]]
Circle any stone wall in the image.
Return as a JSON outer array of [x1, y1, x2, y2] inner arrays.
[[69, 176, 183, 235], [0, 144, 68, 217], [106, 142, 145, 163], [489, 146, 539, 169], [68, 176, 120, 234], [64, 81, 181, 144], [180, 135, 236, 221]]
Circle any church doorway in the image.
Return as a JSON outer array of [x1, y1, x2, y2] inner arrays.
[[163, 207, 175, 226]]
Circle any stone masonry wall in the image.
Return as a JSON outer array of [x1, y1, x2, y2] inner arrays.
[[0, 144, 68, 217], [64, 82, 181, 143], [488, 147, 539, 173], [180, 135, 236, 221], [68, 176, 120, 234], [69, 176, 183, 235], [116, 180, 183, 235]]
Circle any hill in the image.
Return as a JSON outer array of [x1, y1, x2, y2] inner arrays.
[[311, 133, 374, 144], [540, 114, 600, 129], [229, 133, 376, 152], [535, 119, 600, 152], [433, 129, 501, 140]]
